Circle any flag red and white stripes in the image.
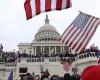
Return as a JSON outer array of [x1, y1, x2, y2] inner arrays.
[[60, 59, 71, 71], [24, 0, 72, 19], [60, 12, 100, 53], [63, 62, 70, 71]]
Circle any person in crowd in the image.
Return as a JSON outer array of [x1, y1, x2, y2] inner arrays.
[[44, 69, 50, 79], [71, 74, 80, 80], [43, 78, 48, 80], [63, 73, 70, 80], [20, 73, 34, 80], [34, 75, 40, 80], [0, 43, 3, 52], [41, 72, 45, 80]]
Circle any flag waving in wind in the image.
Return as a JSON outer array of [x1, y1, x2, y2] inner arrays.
[[24, 0, 72, 20], [60, 12, 100, 53], [8, 71, 13, 80]]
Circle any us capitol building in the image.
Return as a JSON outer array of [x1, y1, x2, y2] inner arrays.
[[18, 15, 66, 56], [0, 15, 97, 80]]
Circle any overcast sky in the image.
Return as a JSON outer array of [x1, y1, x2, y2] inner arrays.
[[0, 0, 100, 51]]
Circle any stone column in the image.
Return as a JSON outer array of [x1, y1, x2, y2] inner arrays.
[[41, 46, 42, 53], [62, 46, 65, 52], [49, 46, 51, 56], [55, 46, 56, 55], [61, 46, 62, 52], [34, 46, 36, 56], [43, 46, 44, 54], [32, 46, 34, 54]]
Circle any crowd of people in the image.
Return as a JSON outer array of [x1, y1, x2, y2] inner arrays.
[[84, 44, 100, 52], [0, 44, 100, 80], [20, 69, 81, 80], [0, 44, 100, 63], [0, 52, 17, 62]]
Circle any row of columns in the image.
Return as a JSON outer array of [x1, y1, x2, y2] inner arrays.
[[32, 46, 65, 56]]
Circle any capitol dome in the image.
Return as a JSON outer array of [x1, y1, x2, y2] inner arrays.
[[35, 15, 60, 41]]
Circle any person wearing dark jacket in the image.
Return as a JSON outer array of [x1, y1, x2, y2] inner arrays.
[[44, 69, 50, 79], [41, 72, 45, 80], [64, 73, 70, 80]]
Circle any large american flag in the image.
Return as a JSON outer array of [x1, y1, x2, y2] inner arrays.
[[24, 0, 71, 19], [60, 12, 100, 53]]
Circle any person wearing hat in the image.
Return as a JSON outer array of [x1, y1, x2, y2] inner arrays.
[[81, 65, 100, 80]]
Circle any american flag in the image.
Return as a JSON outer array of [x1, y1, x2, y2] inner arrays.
[[60, 12, 100, 53], [24, 0, 72, 19], [60, 59, 71, 71], [63, 62, 70, 71]]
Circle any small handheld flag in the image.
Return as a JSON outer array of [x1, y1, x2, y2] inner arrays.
[[8, 71, 13, 80]]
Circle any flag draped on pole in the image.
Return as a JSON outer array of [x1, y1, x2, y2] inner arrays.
[[8, 71, 13, 80], [63, 62, 70, 71], [24, 0, 72, 20], [60, 59, 71, 71], [60, 12, 100, 53]]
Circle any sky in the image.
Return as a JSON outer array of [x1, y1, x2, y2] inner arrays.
[[0, 0, 100, 51]]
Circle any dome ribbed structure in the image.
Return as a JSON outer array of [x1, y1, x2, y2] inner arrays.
[[35, 15, 60, 42]]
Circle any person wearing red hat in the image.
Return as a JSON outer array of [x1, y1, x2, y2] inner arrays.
[[81, 65, 100, 80]]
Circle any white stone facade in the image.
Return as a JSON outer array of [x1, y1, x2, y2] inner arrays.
[[18, 15, 66, 56]]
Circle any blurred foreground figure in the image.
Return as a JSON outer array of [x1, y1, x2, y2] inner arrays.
[[81, 65, 100, 80]]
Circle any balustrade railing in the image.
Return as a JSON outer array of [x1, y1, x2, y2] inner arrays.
[[6, 63, 17, 67]]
